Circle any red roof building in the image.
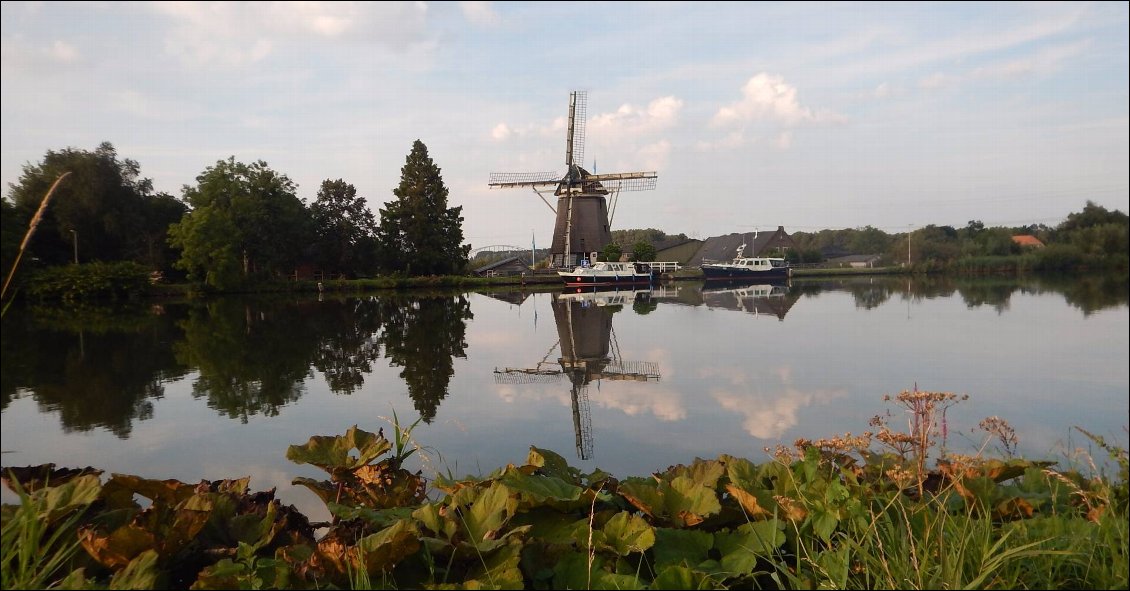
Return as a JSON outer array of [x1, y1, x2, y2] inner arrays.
[[1011, 235, 1045, 248]]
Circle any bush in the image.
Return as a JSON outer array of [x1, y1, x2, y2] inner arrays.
[[25, 261, 151, 303]]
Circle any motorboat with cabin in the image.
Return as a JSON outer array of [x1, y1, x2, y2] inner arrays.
[[701, 243, 791, 280]]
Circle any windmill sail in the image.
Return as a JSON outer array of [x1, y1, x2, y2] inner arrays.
[[488, 91, 659, 268]]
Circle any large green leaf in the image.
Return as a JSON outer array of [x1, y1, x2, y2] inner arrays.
[[653, 527, 713, 569], [618, 475, 721, 527], [593, 511, 655, 556], [285, 425, 391, 476], [618, 478, 664, 519], [509, 508, 587, 545], [552, 551, 646, 590], [652, 565, 719, 590], [526, 447, 578, 483], [352, 519, 421, 574], [413, 502, 459, 541], [666, 476, 722, 527], [715, 521, 785, 575], [226, 501, 279, 549], [463, 538, 525, 589], [462, 482, 517, 544], [498, 470, 583, 504], [663, 459, 726, 489]]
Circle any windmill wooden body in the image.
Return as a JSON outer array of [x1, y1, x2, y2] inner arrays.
[[489, 92, 658, 268]]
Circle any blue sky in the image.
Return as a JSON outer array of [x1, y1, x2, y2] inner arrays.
[[2, 1, 1127, 248]]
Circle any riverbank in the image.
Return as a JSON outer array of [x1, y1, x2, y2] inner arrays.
[[4, 407, 1127, 590], [143, 265, 910, 298]]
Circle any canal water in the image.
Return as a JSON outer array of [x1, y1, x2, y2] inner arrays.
[[2, 274, 1126, 521]]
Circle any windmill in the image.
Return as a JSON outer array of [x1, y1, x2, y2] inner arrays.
[[493, 290, 660, 460], [489, 91, 658, 268]]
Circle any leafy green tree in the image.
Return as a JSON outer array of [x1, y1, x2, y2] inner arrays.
[[6, 142, 187, 271], [376, 141, 469, 275], [168, 158, 311, 288], [848, 226, 893, 254], [1056, 201, 1129, 235], [310, 179, 378, 278], [632, 241, 657, 262], [599, 242, 622, 262], [1, 198, 23, 280]]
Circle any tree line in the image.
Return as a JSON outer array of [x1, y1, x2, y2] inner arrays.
[[785, 207, 1128, 271], [2, 140, 469, 291], [4, 140, 1126, 294]]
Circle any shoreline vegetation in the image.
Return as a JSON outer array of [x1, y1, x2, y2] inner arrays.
[[2, 392, 1127, 589], [12, 261, 1130, 304]]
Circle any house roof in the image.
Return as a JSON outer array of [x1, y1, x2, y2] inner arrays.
[[1011, 235, 1044, 247], [688, 227, 794, 266]]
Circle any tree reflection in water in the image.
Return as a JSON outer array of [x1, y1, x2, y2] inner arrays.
[[1, 276, 1123, 438], [374, 293, 472, 423]]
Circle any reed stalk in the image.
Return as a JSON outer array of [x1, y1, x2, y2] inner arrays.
[[1, 171, 71, 307]]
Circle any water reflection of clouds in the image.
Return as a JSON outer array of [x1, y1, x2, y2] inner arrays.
[[593, 382, 687, 422], [493, 379, 688, 422], [473, 328, 526, 347], [703, 365, 846, 440]]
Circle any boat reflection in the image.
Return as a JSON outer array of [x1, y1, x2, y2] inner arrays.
[[699, 280, 799, 320], [494, 287, 660, 459]]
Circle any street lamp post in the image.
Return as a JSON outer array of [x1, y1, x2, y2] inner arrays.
[[70, 229, 78, 264]]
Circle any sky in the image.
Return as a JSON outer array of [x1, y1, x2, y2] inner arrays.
[[2, 1, 1128, 250]]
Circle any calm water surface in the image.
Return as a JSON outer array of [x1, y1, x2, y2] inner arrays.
[[2, 275, 1126, 520]]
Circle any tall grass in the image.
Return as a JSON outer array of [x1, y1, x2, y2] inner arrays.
[[0, 472, 96, 590], [1, 171, 70, 313]]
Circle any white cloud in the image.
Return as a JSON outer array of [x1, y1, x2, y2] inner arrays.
[[636, 139, 671, 172], [694, 131, 748, 152], [589, 96, 683, 135], [873, 82, 892, 99], [490, 123, 511, 140], [460, 1, 500, 26], [918, 72, 955, 90], [151, 1, 432, 68], [775, 131, 792, 150], [970, 41, 1089, 80], [49, 40, 78, 62], [488, 115, 566, 142], [713, 73, 843, 127]]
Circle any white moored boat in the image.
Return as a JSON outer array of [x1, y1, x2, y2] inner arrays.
[[557, 260, 654, 287]]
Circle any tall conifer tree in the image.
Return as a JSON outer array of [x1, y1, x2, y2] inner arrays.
[[376, 140, 470, 275]]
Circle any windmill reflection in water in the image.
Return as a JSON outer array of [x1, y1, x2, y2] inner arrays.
[[494, 289, 660, 460]]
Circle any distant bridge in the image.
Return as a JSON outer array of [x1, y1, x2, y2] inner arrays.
[[470, 245, 540, 265]]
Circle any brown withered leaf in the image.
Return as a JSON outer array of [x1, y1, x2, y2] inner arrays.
[[1, 464, 103, 493], [992, 497, 1036, 521], [102, 474, 197, 509], [724, 484, 772, 520], [80, 523, 157, 569]]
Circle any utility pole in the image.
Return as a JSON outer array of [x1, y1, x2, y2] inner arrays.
[[907, 226, 912, 266]]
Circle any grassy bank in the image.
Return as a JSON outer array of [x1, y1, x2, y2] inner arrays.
[[3, 392, 1127, 590]]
